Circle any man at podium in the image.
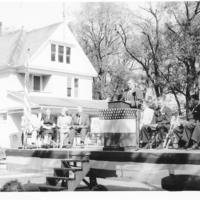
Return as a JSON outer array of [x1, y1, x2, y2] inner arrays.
[[123, 78, 144, 109]]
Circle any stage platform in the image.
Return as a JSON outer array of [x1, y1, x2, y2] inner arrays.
[[4, 147, 200, 190], [5, 147, 200, 165]]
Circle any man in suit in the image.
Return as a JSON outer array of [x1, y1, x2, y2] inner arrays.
[[185, 97, 200, 149], [153, 96, 172, 148], [40, 108, 57, 146], [140, 95, 172, 149], [139, 100, 156, 148], [124, 78, 144, 109], [57, 108, 73, 148], [173, 95, 199, 149], [71, 106, 90, 147]]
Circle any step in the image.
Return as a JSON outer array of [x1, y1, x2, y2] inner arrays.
[[46, 176, 74, 186], [61, 159, 89, 163], [54, 167, 82, 177], [61, 159, 89, 168], [39, 184, 65, 191]]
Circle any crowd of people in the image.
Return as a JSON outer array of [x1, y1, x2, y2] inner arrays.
[[21, 106, 90, 149]]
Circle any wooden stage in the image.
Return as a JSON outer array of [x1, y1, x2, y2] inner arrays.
[[4, 147, 200, 190], [5, 147, 200, 165]]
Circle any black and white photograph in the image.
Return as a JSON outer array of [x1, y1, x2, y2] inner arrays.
[[0, 0, 200, 193]]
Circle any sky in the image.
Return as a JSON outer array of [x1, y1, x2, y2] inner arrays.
[[0, 0, 148, 32]]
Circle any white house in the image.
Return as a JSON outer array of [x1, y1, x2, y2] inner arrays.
[[0, 22, 107, 148]]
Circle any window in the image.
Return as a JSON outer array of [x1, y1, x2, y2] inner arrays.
[[66, 47, 71, 64], [51, 44, 56, 61], [74, 78, 79, 98], [51, 43, 71, 64], [58, 45, 64, 63], [67, 88, 72, 97], [33, 75, 42, 91], [67, 76, 72, 97]]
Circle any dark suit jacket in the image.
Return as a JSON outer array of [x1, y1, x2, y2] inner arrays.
[[123, 88, 143, 108], [154, 106, 172, 127], [72, 113, 90, 128], [42, 114, 56, 126], [189, 103, 200, 122]]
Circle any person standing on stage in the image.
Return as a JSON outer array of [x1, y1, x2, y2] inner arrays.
[[124, 78, 144, 109], [139, 100, 155, 148], [57, 107, 73, 148], [40, 108, 56, 146], [71, 106, 90, 147]]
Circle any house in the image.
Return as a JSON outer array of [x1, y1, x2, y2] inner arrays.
[[0, 22, 107, 148]]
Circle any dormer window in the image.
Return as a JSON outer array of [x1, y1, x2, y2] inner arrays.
[[51, 43, 71, 64], [66, 47, 71, 64], [58, 45, 64, 63]]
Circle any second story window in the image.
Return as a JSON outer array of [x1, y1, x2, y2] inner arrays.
[[51, 44, 56, 61], [58, 45, 64, 63], [51, 43, 71, 64], [66, 47, 71, 64]]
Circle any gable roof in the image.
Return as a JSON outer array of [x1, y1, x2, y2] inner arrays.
[[0, 22, 61, 68], [0, 30, 22, 67]]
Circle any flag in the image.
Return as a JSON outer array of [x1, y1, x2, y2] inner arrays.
[[23, 49, 32, 129], [91, 108, 139, 134]]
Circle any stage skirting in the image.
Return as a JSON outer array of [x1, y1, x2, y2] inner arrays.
[[5, 148, 200, 190], [5, 148, 200, 164]]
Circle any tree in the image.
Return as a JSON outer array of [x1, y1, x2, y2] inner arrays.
[[163, 1, 200, 117], [116, 3, 165, 97], [72, 2, 130, 100]]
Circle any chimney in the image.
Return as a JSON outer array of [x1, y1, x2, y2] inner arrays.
[[0, 22, 2, 36]]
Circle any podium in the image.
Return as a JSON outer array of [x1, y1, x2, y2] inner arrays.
[[97, 101, 141, 151], [108, 101, 133, 109]]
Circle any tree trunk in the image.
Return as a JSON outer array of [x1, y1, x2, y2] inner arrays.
[[172, 90, 182, 115], [185, 87, 190, 120], [154, 84, 161, 97]]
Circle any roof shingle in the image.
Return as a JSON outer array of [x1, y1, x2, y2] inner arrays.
[[0, 22, 61, 68]]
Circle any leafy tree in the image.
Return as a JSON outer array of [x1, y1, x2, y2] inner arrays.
[[116, 3, 165, 97], [72, 2, 131, 100], [163, 1, 200, 117]]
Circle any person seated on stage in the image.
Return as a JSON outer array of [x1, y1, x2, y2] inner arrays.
[[153, 96, 172, 149], [57, 107, 73, 148], [123, 78, 144, 109], [21, 114, 30, 148], [33, 112, 43, 148], [184, 97, 200, 149], [28, 112, 42, 148], [21, 115, 26, 147], [139, 100, 156, 148], [40, 108, 56, 147], [172, 95, 199, 149], [71, 106, 90, 147]]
